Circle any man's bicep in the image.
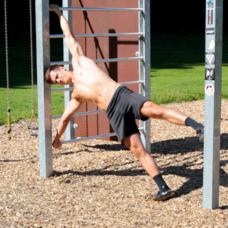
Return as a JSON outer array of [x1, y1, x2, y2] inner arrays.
[[65, 35, 80, 58]]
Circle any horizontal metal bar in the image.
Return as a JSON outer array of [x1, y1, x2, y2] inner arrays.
[[51, 57, 143, 66], [61, 127, 143, 144], [51, 81, 144, 93], [51, 87, 73, 93], [50, 33, 143, 38], [58, 7, 143, 12], [120, 80, 144, 86], [52, 110, 104, 119], [62, 132, 116, 144]]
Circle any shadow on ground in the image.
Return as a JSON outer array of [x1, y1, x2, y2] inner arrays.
[[52, 134, 228, 203], [2, 133, 227, 205]]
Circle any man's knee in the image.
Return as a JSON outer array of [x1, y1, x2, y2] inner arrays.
[[130, 146, 146, 159], [152, 107, 166, 118], [141, 101, 165, 119], [122, 134, 147, 159]]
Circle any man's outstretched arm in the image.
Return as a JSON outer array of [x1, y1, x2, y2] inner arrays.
[[50, 4, 85, 58], [52, 99, 82, 148]]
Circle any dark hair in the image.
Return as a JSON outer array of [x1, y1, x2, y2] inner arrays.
[[45, 65, 61, 84]]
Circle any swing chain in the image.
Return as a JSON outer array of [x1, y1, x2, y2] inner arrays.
[[4, 0, 11, 140], [29, 0, 34, 106], [27, 0, 38, 137], [4, 0, 10, 109]]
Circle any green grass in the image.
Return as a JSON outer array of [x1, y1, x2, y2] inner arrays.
[[0, 33, 228, 125], [151, 66, 205, 104], [0, 85, 65, 125], [0, 36, 65, 125], [150, 33, 228, 104]]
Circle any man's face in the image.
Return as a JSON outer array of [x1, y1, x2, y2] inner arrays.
[[50, 66, 71, 85]]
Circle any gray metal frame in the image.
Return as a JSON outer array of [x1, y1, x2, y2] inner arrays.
[[63, 0, 75, 141], [203, 0, 223, 209], [138, 0, 151, 153], [36, 0, 52, 178], [37, 1, 151, 178]]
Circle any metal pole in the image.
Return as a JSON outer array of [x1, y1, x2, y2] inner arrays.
[[63, 0, 75, 140], [203, 0, 223, 209], [138, 0, 151, 153], [36, 0, 52, 177]]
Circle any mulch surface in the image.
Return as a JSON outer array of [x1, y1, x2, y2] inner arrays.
[[0, 100, 228, 227]]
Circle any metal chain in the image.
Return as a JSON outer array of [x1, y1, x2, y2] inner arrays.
[[29, 0, 34, 106], [83, 12, 89, 137], [4, 0, 10, 109]]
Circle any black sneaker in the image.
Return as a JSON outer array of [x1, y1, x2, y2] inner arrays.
[[196, 126, 204, 142], [151, 189, 175, 201]]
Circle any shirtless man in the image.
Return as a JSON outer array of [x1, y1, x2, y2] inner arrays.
[[46, 5, 204, 201]]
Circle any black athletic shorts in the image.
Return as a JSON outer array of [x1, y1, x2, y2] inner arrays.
[[106, 85, 150, 143]]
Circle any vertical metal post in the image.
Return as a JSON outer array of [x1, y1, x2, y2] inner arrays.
[[203, 0, 223, 209], [138, 0, 151, 153], [36, 0, 53, 177], [63, 0, 75, 140]]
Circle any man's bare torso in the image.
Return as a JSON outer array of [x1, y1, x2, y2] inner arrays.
[[71, 56, 121, 111]]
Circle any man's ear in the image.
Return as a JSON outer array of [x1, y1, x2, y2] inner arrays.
[[59, 66, 65, 71]]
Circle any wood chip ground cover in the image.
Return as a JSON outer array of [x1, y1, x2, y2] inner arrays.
[[0, 100, 228, 227]]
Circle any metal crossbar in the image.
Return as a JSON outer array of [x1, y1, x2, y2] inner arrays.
[[51, 57, 143, 66], [59, 7, 143, 12], [50, 33, 143, 38], [61, 127, 144, 144], [52, 110, 104, 119], [51, 80, 144, 93]]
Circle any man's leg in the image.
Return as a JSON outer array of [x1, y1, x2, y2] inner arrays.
[[140, 101, 204, 142], [122, 133, 175, 201]]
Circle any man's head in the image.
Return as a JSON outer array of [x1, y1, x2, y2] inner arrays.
[[45, 65, 72, 85]]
